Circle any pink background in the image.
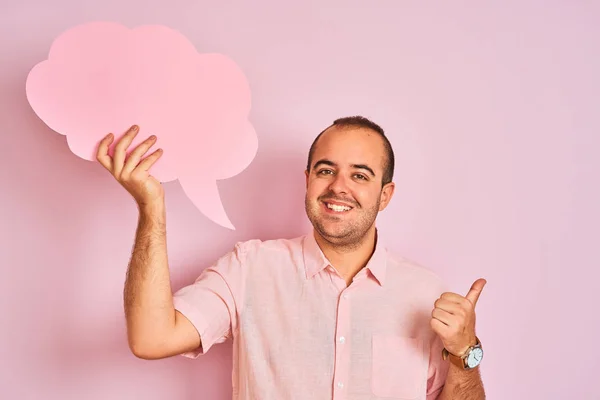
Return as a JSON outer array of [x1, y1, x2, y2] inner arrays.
[[1, 1, 598, 399]]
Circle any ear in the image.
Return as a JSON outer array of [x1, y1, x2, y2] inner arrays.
[[378, 182, 396, 211], [305, 169, 309, 188]]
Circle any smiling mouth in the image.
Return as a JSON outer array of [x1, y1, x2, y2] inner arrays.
[[324, 202, 353, 213]]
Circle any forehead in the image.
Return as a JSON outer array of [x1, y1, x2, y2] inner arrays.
[[312, 126, 386, 170]]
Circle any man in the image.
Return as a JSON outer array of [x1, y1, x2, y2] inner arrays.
[[96, 116, 486, 399]]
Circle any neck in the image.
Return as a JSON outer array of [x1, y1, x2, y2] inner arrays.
[[313, 226, 378, 283]]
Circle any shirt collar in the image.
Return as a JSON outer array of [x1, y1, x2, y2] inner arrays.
[[302, 229, 388, 286]]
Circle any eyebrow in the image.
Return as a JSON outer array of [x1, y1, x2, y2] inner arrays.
[[313, 159, 376, 177]]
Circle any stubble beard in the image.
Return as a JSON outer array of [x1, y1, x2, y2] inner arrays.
[[305, 195, 380, 249]]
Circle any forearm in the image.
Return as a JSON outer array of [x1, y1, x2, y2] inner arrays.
[[124, 201, 175, 352], [438, 364, 485, 400]]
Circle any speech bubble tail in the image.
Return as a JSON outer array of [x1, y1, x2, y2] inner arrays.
[[180, 178, 235, 230]]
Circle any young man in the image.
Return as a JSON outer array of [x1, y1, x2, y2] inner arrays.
[[96, 116, 486, 399]]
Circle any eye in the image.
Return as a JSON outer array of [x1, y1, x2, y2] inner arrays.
[[318, 169, 334, 175], [354, 174, 368, 180]]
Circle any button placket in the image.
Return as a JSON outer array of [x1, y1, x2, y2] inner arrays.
[[332, 289, 351, 398]]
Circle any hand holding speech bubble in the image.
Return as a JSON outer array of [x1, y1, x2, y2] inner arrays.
[[25, 21, 258, 230]]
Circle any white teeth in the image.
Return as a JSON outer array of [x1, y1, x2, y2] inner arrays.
[[327, 203, 351, 212]]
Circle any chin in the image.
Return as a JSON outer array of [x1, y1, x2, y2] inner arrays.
[[315, 217, 378, 245], [314, 220, 357, 242]]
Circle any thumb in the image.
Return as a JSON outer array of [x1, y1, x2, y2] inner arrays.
[[465, 278, 487, 307]]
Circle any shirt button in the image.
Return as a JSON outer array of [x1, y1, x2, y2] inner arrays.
[[339, 336, 346, 344], [343, 293, 349, 299], [337, 382, 344, 389]]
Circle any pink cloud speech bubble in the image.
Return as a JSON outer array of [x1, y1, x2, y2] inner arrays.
[[25, 21, 258, 230]]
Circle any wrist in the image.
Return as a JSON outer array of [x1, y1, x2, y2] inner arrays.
[[138, 200, 166, 218], [453, 338, 478, 358], [442, 336, 484, 370]]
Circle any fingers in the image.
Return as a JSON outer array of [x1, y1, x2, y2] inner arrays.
[[430, 317, 450, 335], [440, 292, 472, 310], [137, 147, 164, 172], [96, 125, 164, 180], [432, 296, 471, 330], [96, 133, 115, 171], [434, 298, 464, 316], [113, 125, 140, 177], [121, 135, 158, 176], [431, 308, 452, 326]]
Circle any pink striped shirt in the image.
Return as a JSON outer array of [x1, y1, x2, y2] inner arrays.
[[173, 232, 450, 399]]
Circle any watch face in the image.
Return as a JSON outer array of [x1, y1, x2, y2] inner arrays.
[[466, 347, 484, 368]]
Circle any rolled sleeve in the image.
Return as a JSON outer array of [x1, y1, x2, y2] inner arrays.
[[173, 242, 247, 358]]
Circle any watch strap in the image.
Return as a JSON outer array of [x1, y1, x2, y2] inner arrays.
[[442, 336, 481, 369]]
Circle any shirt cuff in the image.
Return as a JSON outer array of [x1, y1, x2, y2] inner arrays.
[[173, 296, 211, 358]]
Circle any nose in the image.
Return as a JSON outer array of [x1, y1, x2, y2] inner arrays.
[[328, 173, 349, 195]]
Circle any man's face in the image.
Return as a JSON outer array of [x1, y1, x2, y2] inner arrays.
[[305, 126, 395, 246]]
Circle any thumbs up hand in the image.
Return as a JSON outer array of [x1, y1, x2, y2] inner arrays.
[[430, 278, 487, 357]]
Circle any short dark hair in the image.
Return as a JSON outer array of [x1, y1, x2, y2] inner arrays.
[[306, 116, 395, 185]]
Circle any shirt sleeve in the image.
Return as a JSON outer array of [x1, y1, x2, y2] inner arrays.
[[172, 242, 248, 358], [426, 333, 450, 399]]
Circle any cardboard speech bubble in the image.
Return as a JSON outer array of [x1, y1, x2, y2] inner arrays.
[[26, 21, 258, 230]]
